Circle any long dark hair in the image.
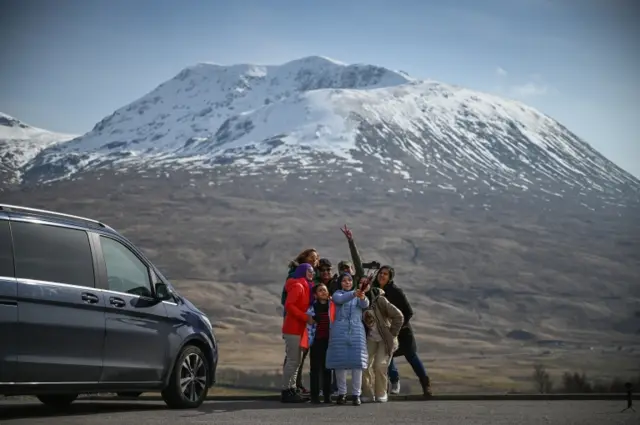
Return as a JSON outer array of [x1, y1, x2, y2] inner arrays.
[[372, 265, 395, 288], [294, 248, 318, 265]]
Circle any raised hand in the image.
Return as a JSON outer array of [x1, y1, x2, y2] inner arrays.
[[340, 224, 353, 241], [359, 277, 371, 292]]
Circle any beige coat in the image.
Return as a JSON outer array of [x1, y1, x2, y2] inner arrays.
[[363, 288, 404, 356]]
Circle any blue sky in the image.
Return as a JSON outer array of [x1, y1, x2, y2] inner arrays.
[[1, 0, 638, 177]]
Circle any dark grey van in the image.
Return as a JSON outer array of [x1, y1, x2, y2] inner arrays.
[[0, 204, 218, 409]]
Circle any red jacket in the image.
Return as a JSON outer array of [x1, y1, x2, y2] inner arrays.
[[282, 277, 311, 336]]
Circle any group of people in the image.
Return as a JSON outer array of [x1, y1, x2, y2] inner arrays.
[[279, 225, 432, 405]]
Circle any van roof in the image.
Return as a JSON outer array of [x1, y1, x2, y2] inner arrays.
[[0, 203, 116, 234]]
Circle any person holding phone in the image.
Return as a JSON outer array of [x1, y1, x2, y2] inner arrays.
[[325, 272, 370, 406]]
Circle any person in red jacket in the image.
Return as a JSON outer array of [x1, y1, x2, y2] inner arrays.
[[281, 263, 315, 403]]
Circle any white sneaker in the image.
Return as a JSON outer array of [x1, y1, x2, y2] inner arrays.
[[376, 393, 389, 403], [360, 396, 374, 403], [390, 381, 401, 395]]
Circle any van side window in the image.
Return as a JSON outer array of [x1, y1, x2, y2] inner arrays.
[[0, 220, 14, 277], [11, 221, 95, 287], [100, 236, 152, 298]]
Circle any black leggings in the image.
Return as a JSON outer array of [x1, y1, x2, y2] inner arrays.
[[309, 339, 331, 398]]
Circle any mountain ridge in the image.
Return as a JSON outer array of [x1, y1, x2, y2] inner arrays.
[[0, 112, 77, 187], [11, 55, 638, 213]]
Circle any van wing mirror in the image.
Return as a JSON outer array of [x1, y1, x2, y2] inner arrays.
[[155, 282, 173, 301], [150, 271, 175, 302]]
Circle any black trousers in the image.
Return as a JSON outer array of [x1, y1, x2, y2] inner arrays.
[[309, 338, 331, 399]]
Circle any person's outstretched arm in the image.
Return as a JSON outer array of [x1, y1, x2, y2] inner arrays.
[[332, 289, 356, 305], [357, 293, 370, 309], [341, 225, 364, 280], [348, 238, 365, 280]]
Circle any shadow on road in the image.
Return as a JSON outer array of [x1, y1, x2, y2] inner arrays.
[[195, 400, 331, 415], [0, 402, 165, 420], [0, 399, 330, 420]]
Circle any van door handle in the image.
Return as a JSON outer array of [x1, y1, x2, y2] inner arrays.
[[109, 297, 126, 308], [81, 292, 99, 304]]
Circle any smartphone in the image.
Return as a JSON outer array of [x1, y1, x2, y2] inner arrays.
[[359, 278, 370, 292]]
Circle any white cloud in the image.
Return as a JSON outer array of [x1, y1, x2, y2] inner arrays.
[[494, 69, 554, 98], [510, 81, 549, 97]]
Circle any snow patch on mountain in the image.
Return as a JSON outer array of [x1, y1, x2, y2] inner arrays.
[[45, 55, 411, 154]]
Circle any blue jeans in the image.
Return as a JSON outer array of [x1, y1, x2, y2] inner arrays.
[[388, 352, 428, 383]]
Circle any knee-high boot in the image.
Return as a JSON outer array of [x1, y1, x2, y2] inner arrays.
[[419, 375, 433, 398]]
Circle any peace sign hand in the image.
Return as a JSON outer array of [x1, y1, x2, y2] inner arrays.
[[340, 224, 353, 241]]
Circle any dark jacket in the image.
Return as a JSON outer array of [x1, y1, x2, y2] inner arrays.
[[373, 269, 417, 357], [329, 239, 368, 295]]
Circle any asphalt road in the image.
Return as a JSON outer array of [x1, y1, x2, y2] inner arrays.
[[0, 399, 638, 425]]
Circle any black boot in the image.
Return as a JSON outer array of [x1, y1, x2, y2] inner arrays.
[[336, 394, 346, 405], [419, 376, 433, 399], [351, 395, 361, 406], [281, 388, 307, 403]]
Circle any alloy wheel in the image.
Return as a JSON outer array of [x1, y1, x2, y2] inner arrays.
[[179, 352, 207, 402]]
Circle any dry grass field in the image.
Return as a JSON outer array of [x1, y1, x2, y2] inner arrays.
[[174, 278, 639, 394], [1, 169, 638, 393]]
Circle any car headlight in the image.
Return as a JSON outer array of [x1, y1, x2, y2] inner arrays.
[[201, 314, 213, 332]]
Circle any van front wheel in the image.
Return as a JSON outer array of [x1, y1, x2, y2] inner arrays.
[[162, 345, 209, 409]]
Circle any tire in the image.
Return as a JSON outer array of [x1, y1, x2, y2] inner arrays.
[[116, 392, 142, 398], [37, 393, 78, 408], [162, 345, 210, 409]]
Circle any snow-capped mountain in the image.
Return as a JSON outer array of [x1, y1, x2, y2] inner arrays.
[[3, 57, 639, 355], [0, 113, 77, 186], [18, 56, 640, 208]]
